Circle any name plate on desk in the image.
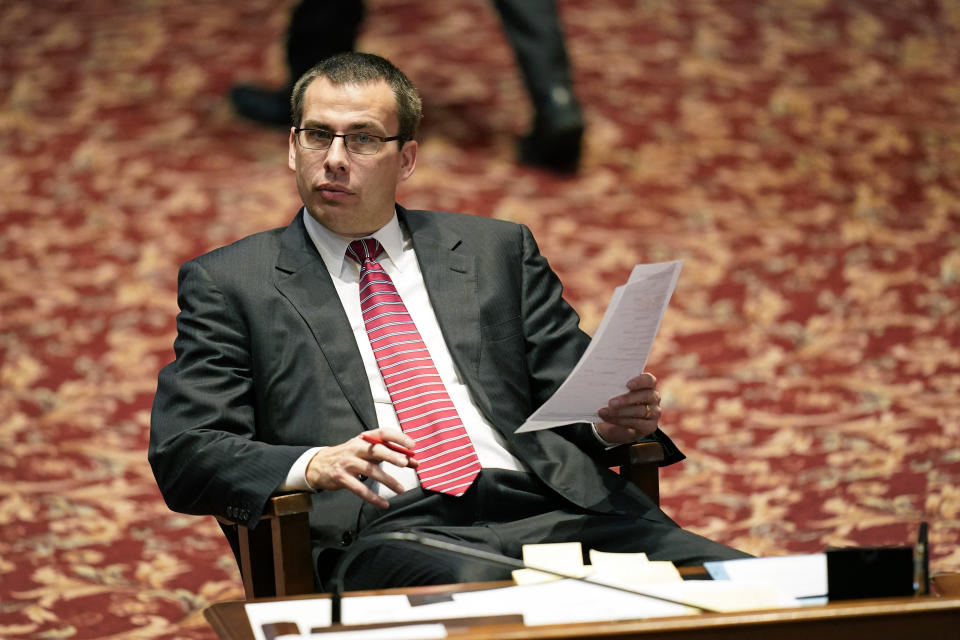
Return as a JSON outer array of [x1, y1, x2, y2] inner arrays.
[[827, 546, 915, 601]]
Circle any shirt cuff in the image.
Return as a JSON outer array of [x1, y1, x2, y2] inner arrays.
[[280, 446, 324, 492], [590, 422, 623, 449]]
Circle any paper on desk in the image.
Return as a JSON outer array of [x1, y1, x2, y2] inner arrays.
[[704, 553, 828, 600], [589, 549, 682, 584], [617, 579, 795, 613], [340, 593, 512, 626], [295, 624, 447, 639], [523, 541, 585, 571], [248, 592, 508, 637], [512, 542, 591, 583], [508, 575, 793, 626], [512, 544, 683, 586], [244, 574, 798, 636], [516, 261, 683, 432], [451, 578, 696, 626], [245, 598, 330, 640]]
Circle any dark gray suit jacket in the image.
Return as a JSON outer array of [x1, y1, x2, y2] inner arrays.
[[149, 206, 683, 558]]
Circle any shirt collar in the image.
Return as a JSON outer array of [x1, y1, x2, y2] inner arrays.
[[302, 207, 406, 277]]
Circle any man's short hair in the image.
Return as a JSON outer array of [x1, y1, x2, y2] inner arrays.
[[291, 52, 423, 146]]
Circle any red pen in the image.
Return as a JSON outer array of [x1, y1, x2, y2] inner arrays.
[[360, 433, 416, 458]]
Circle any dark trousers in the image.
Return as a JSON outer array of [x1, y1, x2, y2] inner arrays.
[[287, 0, 365, 81], [285, 0, 577, 119], [330, 469, 749, 591]]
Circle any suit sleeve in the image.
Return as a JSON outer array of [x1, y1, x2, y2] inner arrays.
[[149, 259, 309, 529], [517, 223, 590, 410], [516, 224, 686, 465]]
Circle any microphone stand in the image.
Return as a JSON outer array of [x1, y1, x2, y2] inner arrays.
[[329, 531, 714, 625]]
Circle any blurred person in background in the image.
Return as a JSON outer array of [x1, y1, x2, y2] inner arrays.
[[231, 0, 584, 173]]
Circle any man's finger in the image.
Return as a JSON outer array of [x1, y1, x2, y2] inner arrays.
[[609, 389, 659, 409], [358, 438, 418, 469], [369, 428, 416, 451], [360, 462, 410, 497], [627, 372, 657, 390], [609, 402, 661, 420], [342, 474, 390, 509]]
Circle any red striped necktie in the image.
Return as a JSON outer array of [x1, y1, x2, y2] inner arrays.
[[346, 238, 481, 496]]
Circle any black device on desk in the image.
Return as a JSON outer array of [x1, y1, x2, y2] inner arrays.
[[827, 522, 930, 601]]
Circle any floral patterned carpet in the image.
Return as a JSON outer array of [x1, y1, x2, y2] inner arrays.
[[2, 0, 959, 637]]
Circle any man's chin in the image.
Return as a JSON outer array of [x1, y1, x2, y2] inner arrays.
[[304, 209, 375, 238]]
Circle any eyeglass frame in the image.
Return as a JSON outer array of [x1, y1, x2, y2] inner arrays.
[[293, 127, 405, 155]]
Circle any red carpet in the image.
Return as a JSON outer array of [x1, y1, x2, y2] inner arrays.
[[1, 0, 958, 637]]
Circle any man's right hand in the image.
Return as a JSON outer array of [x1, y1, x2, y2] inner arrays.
[[304, 430, 418, 508]]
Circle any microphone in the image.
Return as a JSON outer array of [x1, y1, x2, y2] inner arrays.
[[328, 531, 714, 625]]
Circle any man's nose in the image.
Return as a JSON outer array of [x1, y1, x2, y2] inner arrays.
[[323, 136, 350, 173]]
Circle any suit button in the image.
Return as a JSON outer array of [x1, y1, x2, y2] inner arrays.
[[340, 531, 354, 546]]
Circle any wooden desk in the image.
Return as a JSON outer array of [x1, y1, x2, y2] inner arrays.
[[205, 580, 960, 640]]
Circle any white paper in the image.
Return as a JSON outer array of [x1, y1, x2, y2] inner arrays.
[[242, 565, 800, 636], [245, 598, 331, 640], [340, 592, 514, 626], [244, 580, 688, 635], [516, 261, 683, 432], [626, 579, 798, 612], [451, 578, 694, 626], [512, 546, 683, 586], [704, 554, 828, 600], [297, 624, 447, 639], [340, 595, 416, 624], [522, 541, 584, 569], [245, 594, 469, 638], [589, 550, 682, 584]]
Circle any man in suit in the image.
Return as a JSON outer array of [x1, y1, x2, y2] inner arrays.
[[150, 52, 748, 592]]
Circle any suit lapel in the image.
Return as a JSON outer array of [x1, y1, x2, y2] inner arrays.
[[399, 208, 486, 407], [274, 213, 378, 430]]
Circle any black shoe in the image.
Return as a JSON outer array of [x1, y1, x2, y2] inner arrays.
[[230, 84, 292, 128], [518, 93, 584, 174], [519, 122, 583, 174]]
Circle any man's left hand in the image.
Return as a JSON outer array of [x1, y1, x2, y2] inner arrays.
[[595, 372, 661, 444]]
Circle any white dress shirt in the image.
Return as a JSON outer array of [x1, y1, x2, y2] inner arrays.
[[282, 209, 527, 497]]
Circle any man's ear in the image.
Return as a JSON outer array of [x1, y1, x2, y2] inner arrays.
[[288, 128, 297, 171], [398, 139, 418, 182]]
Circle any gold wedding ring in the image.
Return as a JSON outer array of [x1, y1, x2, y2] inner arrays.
[[642, 403, 653, 419]]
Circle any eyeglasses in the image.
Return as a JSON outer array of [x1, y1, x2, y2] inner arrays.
[[294, 128, 403, 155]]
